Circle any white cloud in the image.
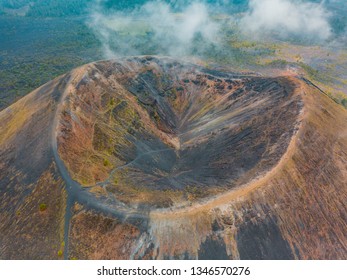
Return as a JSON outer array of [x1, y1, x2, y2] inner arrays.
[[241, 0, 332, 41], [88, 1, 221, 58], [87, 0, 334, 59], [141, 1, 220, 54]]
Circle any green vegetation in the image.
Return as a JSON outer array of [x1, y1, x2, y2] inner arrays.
[[109, 98, 115, 106], [0, 0, 161, 18], [0, 0, 91, 17], [39, 203, 47, 211], [57, 250, 63, 257], [0, 16, 102, 110], [103, 158, 111, 167]]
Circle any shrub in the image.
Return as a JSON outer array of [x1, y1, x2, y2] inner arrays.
[[103, 159, 110, 167], [39, 203, 47, 211], [341, 98, 347, 109]]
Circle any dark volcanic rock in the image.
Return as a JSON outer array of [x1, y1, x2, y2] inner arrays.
[[236, 216, 294, 260], [198, 235, 229, 260]]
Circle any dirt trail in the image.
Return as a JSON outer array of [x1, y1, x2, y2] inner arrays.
[[51, 66, 149, 259]]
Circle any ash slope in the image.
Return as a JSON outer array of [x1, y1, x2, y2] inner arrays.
[[0, 56, 346, 260]]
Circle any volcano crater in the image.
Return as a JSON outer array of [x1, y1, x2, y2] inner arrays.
[[56, 56, 303, 209]]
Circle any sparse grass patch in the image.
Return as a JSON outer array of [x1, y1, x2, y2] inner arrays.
[[262, 59, 289, 68], [298, 62, 334, 84]]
